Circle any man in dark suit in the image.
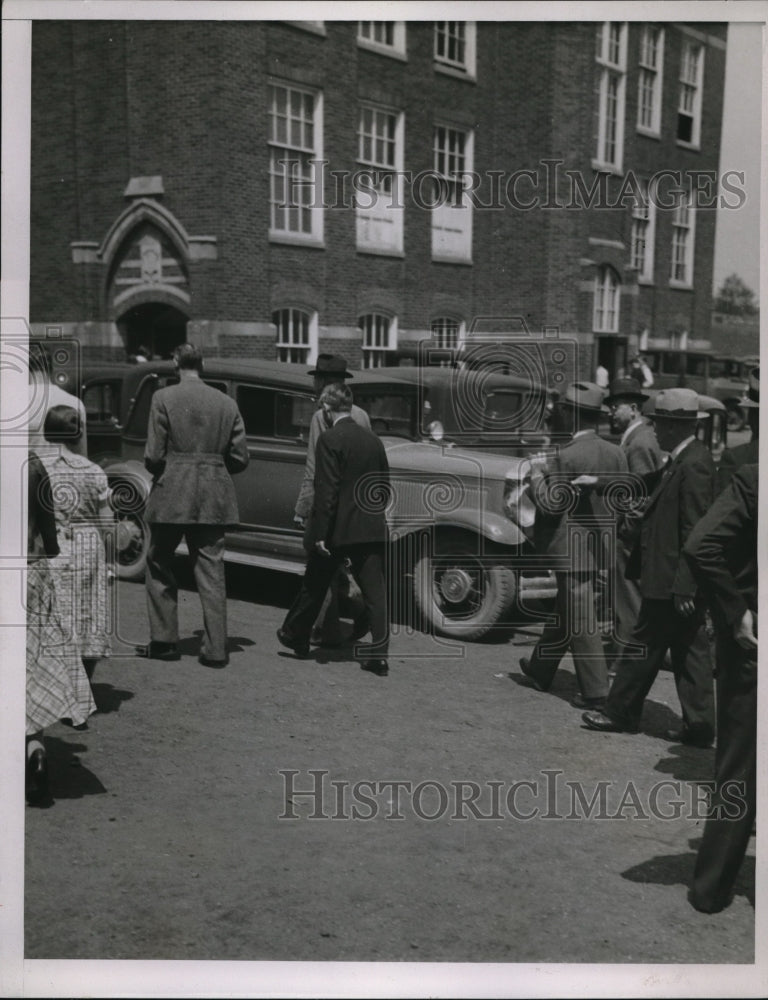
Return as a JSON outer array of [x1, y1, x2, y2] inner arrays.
[[604, 377, 664, 668], [278, 383, 391, 676], [519, 382, 628, 708], [683, 464, 757, 913], [138, 343, 249, 666], [716, 366, 758, 494], [583, 389, 716, 745]]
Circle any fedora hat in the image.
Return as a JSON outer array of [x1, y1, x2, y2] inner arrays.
[[604, 377, 649, 405], [741, 366, 759, 408], [650, 388, 708, 421], [306, 353, 354, 379], [558, 381, 607, 413]]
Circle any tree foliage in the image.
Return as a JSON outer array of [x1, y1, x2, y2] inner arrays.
[[714, 273, 759, 315]]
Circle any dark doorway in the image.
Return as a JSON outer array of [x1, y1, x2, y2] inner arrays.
[[596, 336, 628, 383], [117, 302, 188, 360]]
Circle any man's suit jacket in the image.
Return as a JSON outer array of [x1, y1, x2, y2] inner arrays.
[[716, 437, 759, 495], [627, 438, 716, 600], [683, 463, 757, 627], [144, 378, 249, 525], [622, 419, 663, 476], [305, 416, 390, 550], [532, 429, 628, 569], [295, 403, 371, 520]]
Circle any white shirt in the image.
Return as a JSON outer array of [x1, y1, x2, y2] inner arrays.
[[668, 434, 696, 462], [620, 417, 646, 448]]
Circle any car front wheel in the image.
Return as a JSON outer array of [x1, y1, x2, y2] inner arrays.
[[412, 530, 517, 640], [113, 512, 150, 581]]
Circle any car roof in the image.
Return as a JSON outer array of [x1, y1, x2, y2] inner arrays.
[[384, 365, 541, 392]]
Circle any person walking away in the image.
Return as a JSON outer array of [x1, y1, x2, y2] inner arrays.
[[518, 382, 628, 708], [583, 389, 717, 746], [278, 383, 391, 676], [137, 343, 249, 667], [28, 342, 88, 458], [603, 378, 664, 669], [629, 354, 654, 389], [40, 406, 115, 681], [26, 451, 96, 804], [716, 366, 759, 493], [294, 354, 372, 647], [682, 464, 758, 913]]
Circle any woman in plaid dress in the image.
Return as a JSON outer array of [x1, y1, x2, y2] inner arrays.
[[41, 405, 114, 679], [26, 451, 96, 803]]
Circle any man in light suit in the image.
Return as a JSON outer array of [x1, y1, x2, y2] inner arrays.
[[583, 389, 716, 746], [519, 382, 628, 708], [137, 343, 249, 666], [683, 464, 757, 913], [278, 383, 391, 676], [716, 366, 759, 494], [604, 377, 664, 668]]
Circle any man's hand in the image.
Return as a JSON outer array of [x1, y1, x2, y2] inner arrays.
[[293, 515, 306, 528], [673, 595, 696, 617], [733, 608, 758, 651], [571, 474, 597, 487], [315, 540, 331, 557]]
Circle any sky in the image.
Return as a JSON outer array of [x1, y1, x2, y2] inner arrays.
[[713, 20, 763, 298]]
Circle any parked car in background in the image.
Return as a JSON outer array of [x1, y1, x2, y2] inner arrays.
[[93, 359, 557, 640], [640, 349, 749, 430]]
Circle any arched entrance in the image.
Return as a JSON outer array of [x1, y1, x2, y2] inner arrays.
[[117, 301, 188, 360]]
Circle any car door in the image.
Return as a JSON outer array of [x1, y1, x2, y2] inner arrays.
[[81, 377, 123, 463]]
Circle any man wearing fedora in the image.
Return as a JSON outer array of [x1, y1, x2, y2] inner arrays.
[[717, 366, 759, 493], [604, 377, 664, 666], [293, 354, 371, 647], [583, 388, 717, 746], [519, 381, 628, 708]]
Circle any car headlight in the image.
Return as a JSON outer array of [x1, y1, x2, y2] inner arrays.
[[503, 461, 536, 532]]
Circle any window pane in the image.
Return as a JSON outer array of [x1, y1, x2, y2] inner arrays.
[[237, 386, 275, 436]]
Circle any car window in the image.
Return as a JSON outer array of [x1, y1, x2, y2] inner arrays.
[[83, 381, 120, 423], [275, 393, 314, 440], [237, 386, 276, 437], [686, 354, 707, 377], [355, 390, 417, 438]]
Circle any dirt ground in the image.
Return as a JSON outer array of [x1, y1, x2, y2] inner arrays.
[[22, 561, 756, 977]]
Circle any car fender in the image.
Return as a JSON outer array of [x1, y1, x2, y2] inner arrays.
[[389, 510, 527, 549]]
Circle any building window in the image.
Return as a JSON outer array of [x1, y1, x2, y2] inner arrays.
[[359, 313, 397, 368], [357, 21, 406, 56], [630, 180, 656, 282], [593, 266, 620, 333], [670, 191, 695, 286], [268, 83, 323, 242], [637, 26, 664, 134], [431, 125, 474, 262], [273, 308, 318, 364], [677, 40, 703, 146], [595, 22, 627, 170], [431, 317, 462, 350], [434, 22, 476, 76], [356, 103, 404, 255]]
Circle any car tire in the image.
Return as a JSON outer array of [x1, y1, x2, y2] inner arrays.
[[412, 530, 517, 640], [726, 405, 745, 432], [114, 512, 150, 581]]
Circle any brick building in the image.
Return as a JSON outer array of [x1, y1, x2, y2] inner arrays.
[[30, 19, 727, 381]]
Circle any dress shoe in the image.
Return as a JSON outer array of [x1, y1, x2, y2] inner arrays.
[[582, 710, 637, 734], [26, 748, 49, 801], [198, 654, 229, 668], [361, 658, 389, 677], [135, 641, 181, 661], [665, 727, 714, 749], [519, 656, 547, 693], [276, 628, 310, 658], [571, 693, 606, 710]]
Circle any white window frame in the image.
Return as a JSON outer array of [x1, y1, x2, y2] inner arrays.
[[593, 266, 621, 333], [268, 82, 324, 245], [273, 307, 318, 364], [594, 22, 628, 171], [357, 21, 406, 59], [669, 190, 696, 288], [637, 25, 664, 135], [433, 22, 476, 78], [355, 103, 405, 255], [359, 313, 398, 368], [677, 40, 704, 148], [431, 124, 474, 263], [630, 179, 656, 283]]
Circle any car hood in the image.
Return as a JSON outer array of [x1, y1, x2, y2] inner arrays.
[[382, 437, 526, 481]]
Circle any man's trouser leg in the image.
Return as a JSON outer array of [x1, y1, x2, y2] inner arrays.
[[146, 523, 185, 644], [603, 599, 671, 730], [691, 639, 756, 911], [282, 550, 341, 644], [567, 572, 610, 701], [186, 525, 227, 662], [669, 607, 715, 742], [347, 543, 388, 659], [607, 544, 642, 667], [525, 571, 570, 691]]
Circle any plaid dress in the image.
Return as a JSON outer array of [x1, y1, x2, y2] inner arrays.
[[40, 450, 112, 659]]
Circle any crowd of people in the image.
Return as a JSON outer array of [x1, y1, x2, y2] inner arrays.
[[24, 341, 758, 916]]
